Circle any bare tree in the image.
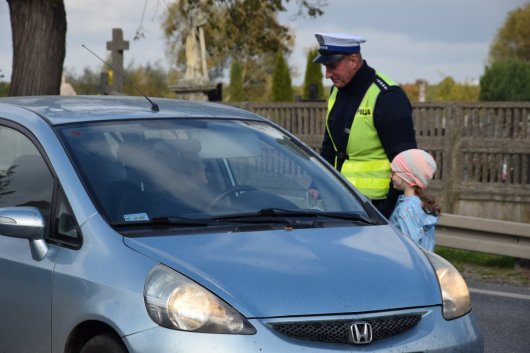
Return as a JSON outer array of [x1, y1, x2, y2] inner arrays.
[[7, 0, 66, 96]]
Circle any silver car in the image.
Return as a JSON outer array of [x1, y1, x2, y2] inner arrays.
[[0, 96, 482, 352]]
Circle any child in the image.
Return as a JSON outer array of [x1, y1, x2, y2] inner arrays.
[[388, 149, 441, 251]]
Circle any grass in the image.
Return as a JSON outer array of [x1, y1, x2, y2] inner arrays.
[[435, 246, 530, 287]]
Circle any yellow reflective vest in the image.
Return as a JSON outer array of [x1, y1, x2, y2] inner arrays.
[[326, 72, 396, 199]]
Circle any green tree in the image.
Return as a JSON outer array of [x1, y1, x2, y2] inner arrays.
[[272, 53, 293, 102], [163, 1, 288, 79], [0, 70, 9, 97], [122, 62, 172, 98], [434, 77, 457, 101], [430, 77, 480, 102], [488, 3, 530, 64], [239, 53, 277, 102], [66, 62, 173, 98], [401, 78, 480, 102], [302, 47, 324, 100], [65, 67, 101, 95], [455, 82, 480, 102], [480, 58, 530, 101], [162, 0, 324, 95], [481, 3, 530, 101], [228, 61, 244, 101], [0, 82, 9, 97]]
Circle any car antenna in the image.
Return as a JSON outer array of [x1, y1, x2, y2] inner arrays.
[[81, 44, 159, 112]]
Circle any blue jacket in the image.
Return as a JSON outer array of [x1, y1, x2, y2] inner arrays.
[[389, 195, 438, 251]]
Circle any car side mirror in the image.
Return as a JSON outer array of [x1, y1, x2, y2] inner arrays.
[[0, 207, 47, 260]]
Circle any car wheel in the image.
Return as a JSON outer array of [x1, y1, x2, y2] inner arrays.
[[80, 333, 127, 353]]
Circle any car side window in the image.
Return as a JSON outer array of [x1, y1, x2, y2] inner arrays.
[[0, 125, 54, 230], [51, 190, 81, 247]]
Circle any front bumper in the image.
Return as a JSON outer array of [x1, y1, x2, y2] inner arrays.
[[124, 307, 483, 352]]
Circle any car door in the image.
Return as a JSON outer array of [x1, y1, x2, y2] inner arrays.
[[0, 124, 59, 353]]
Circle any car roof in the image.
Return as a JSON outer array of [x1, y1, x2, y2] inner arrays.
[[0, 95, 264, 126]]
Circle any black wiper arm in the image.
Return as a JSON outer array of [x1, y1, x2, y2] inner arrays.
[[213, 208, 314, 220], [212, 208, 375, 225], [209, 208, 326, 226], [151, 216, 211, 226], [257, 208, 375, 224], [258, 208, 318, 216], [111, 216, 210, 227], [312, 212, 375, 225]]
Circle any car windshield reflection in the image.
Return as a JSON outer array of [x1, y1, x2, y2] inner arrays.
[[58, 119, 370, 229]]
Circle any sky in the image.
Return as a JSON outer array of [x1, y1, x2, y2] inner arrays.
[[0, 0, 528, 87]]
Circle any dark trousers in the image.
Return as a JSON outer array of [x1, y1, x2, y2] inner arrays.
[[371, 187, 401, 219]]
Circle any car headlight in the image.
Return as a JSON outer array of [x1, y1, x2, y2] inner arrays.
[[144, 264, 256, 334], [423, 250, 471, 320]]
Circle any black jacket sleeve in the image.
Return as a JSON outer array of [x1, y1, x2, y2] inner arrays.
[[320, 130, 336, 166], [373, 87, 417, 162]]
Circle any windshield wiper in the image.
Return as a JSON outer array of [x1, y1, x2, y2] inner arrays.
[[309, 211, 375, 225], [211, 208, 375, 225], [210, 209, 296, 224], [111, 216, 210, 227]]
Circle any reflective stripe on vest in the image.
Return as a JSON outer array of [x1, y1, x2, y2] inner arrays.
[[341, 159, 391, 198], [325, 87, 340, 167], [326, 72, 396, 199]]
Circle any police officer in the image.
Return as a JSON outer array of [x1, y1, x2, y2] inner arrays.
[[313, 33, 417, 218]]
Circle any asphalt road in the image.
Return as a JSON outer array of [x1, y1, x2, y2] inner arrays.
[[466, 278, 530, 353]]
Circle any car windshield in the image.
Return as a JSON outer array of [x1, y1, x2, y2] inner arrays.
[[58, 119, 371, 226]]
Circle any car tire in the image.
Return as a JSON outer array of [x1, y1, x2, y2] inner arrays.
[[80, 333, 127, 353]]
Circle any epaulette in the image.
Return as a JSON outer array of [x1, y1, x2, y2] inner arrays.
[[374, 75, 390, 91]]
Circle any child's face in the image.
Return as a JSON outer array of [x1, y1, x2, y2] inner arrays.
[[391, 171, 410, 192]]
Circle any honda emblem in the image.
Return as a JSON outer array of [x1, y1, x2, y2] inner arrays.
[[350, 321, 373, 344]]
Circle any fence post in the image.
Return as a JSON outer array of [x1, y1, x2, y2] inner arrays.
[[443, 104, 464, 214]]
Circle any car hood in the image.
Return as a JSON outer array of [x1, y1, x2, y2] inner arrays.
[[124, 225, 441, 318]]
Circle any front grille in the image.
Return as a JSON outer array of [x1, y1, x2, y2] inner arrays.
[[269, 314, 422, 345]]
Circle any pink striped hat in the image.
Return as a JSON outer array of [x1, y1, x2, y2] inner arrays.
[[391, 149, 437, 189]]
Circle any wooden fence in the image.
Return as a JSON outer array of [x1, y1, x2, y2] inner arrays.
[[230, 102, 530, 223]]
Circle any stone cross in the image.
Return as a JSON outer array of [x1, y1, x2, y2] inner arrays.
[[185, 8, 208, 81], [106, 28, 129, 93]]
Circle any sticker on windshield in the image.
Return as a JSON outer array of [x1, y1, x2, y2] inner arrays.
[[123, 213, 150, 222]]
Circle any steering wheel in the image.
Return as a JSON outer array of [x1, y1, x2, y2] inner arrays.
[[208, 185, 256, 210]]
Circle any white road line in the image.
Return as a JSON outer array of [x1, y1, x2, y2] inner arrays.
[[470, 287, 530, 301]]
